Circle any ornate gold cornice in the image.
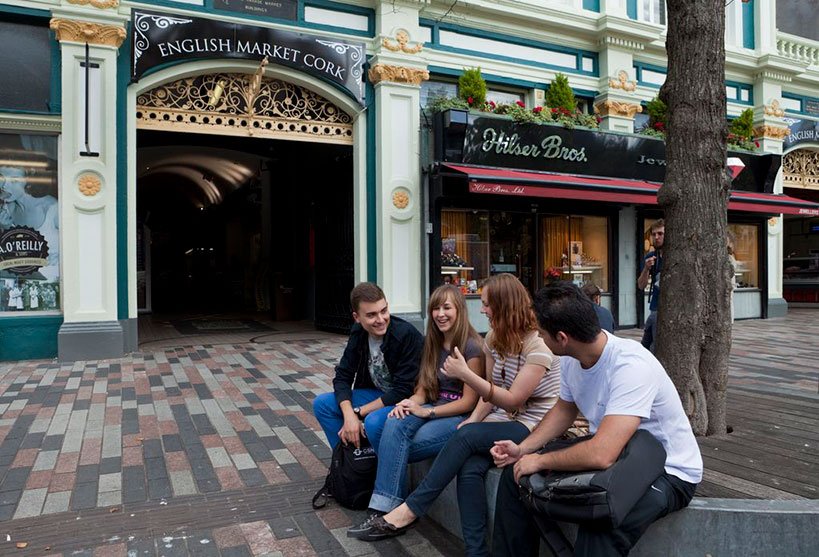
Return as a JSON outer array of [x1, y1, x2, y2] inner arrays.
[[49, 18, 126, 48], [382, 30, 423, 54], [368, 64, 429, 86], [783, 149, 819, 190], [608, 70, 636, 92], [764, 99, 785, 118], [594, 99, 642, 119], [753, 124, 790, 140], [66, 0, 119, 9]]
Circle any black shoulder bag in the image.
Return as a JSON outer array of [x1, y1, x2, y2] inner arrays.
[[312, 437, 378, 510], [517, 429, 667, 529]]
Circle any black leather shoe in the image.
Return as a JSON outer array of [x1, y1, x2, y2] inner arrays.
[[354, 515, 416, 542], [346, 510, 385, 538]]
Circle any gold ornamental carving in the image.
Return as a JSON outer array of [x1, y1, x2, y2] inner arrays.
[[594, 100, 642, 119], [368, 64, 429, 86], [753, 124, 790, 141], [764, 99, 785, 118], [383, 30, 423, 54], [77, 174, 102, 197], [392, 190, 410, 209], [608, 70, 636, 93], [136, 73, 353, 145], [783, 149, 819, 190], [49, 19, 126, 47], [66, 0, 119, 9]]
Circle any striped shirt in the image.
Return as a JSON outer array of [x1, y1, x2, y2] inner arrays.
[[482, 330, 561, 430]]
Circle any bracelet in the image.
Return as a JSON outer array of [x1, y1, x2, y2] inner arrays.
[[481, 381, 495, 404]]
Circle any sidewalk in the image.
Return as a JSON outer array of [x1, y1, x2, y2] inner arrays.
[[0, 310, 817, 556]]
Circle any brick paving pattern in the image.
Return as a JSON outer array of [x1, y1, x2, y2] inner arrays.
[[0, 309, 816, 555]]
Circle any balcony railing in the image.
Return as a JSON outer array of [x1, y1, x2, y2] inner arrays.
[[777, 32, 819, 66]]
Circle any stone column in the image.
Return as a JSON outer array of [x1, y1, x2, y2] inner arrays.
[[750, 95, 791, 318], [369, 2, 429, 320], [594, 41, 643, 133], [50, 14, 128, 360]]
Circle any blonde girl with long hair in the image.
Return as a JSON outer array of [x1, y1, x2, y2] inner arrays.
[[351, 274, 561, 556], [348, 284, 484, 534]]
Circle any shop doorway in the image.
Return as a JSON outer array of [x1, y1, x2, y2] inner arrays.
[[136, 129, 354, 333]]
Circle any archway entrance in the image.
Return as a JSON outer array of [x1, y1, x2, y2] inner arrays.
[[782, 147, 819, 305], [135, 71, 355, 335]]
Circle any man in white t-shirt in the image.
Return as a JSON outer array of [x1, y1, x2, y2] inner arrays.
[[491, 282, 702, 556]]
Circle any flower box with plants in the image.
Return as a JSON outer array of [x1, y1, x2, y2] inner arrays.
[[426, 68, 599, 129]]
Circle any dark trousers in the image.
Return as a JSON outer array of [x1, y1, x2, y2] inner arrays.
[[404, 421, 529, 557], [492, 466, 697, 557]]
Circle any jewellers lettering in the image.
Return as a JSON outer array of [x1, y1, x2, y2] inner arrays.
[[481, 128, 588, 162], [470, 183, 526, 195], [636, 155, 666, 166]]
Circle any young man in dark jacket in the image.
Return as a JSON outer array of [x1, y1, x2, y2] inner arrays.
[[313, 282, 424, 451]]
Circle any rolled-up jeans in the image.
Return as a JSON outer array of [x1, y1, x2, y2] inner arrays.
[[312, 389, 391, 450], [369, 406, 465, 513], [404, 420, 530, 557]]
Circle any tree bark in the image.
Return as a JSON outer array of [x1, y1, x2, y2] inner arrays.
[[656, 0, 733, 436]]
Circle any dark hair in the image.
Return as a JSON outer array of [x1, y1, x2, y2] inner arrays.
[[533, 281, 601, 343], [649, 219, 665, 233], [350, 282, 385, 312], [581, 283, 601, 299]]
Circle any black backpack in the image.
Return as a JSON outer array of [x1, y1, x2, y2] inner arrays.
[[312, 437, 378, 510]]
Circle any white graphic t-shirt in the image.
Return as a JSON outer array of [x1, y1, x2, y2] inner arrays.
[[367, 335, 392, 392]]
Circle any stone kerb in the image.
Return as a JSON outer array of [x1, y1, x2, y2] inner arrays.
[[408, 460, 819, 557]]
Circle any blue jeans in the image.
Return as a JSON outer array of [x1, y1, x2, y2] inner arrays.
[[369, 407, 465, 513], [404, 421, 530, 557], [312, 389, 392, 450], [641, 310, 658, 353]]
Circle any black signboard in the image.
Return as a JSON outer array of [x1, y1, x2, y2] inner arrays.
[[213, 0, 297, 21], [131, 9, 365, 105], [0, 226, 49, 275], [783, 118, 819, 150], [461, 116, 779, 192]]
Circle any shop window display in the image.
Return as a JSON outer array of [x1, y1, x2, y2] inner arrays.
[[541, 215, 609, 291], [728, 223, 758, 289], [0, 133, 60, 314], [440, 209, 535, 293]]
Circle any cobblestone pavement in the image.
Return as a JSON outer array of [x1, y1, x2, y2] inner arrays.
[[0, 310, 816, 556]]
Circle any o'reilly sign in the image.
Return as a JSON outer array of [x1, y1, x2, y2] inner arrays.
[[131, 9, 365, 105]]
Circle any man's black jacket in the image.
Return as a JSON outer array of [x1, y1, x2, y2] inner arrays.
[[333, 315, 424, 407]]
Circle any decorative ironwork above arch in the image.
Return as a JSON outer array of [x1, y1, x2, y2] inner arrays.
[[136, 73, 354, 144], [783, 148, 819, 191]]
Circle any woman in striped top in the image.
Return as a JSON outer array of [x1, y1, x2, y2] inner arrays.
[[352, 274, 560, 555]]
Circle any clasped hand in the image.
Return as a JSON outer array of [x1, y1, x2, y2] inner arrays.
[[389, 399, 424, 419], [338, 413, 365, 448], [491, 440, 545, 482]]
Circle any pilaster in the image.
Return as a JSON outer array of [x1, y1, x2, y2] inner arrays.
[[594, 67, 642, 133], [370, 2, 429, 317], [50, 6, 129, 360]]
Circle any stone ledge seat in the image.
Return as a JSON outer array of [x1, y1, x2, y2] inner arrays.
[[408, 459, 819, 556]]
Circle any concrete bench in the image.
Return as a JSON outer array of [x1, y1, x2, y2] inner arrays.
[[408, 459, 819, 556]]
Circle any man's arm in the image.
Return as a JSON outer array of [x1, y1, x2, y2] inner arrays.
[[492, 398, 578, 468], [637, 256, 653, 290], [513, 414, 641, 482]]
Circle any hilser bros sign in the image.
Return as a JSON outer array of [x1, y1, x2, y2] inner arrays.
[[0, 227, 48, 275], [131, 10, 365, 105]]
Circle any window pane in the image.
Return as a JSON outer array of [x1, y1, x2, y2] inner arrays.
[[0, 20, 51, 112], [542, 215, 609, 291], [486, 90, 525, 106], [421, 80, 457, 108], [729, 223, 758, 289], [441, 210, 489, 292], [0, 133, 60, 313]]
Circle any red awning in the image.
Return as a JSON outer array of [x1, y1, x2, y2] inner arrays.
[[440, 163, 819, 216]]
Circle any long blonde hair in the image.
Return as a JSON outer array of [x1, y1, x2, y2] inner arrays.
[[417, 285, 480, 402], [484, 273, 538, 358]]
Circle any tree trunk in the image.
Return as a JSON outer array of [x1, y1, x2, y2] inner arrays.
[[655, 0, 733, 436]]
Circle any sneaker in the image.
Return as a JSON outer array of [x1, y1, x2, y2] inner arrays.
[[353, 515, 417, 542], [346, 510, 385, 538]]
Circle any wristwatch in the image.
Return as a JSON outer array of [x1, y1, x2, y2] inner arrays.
[[353, 406, 363, 420]]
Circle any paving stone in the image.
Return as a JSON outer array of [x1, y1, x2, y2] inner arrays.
[[32, 449, 60, 471], [100, 457, 122, 475], [168, 470, 197, 496], [268, 516, 302, 539], [42, 489, 71, 515], [99, 472, 122, 493], [97, 489, 122, 508], [70, 480, 98, 510], [11, 486, 47, 519]]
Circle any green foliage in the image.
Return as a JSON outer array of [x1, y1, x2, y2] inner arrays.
[[426, 95, 469, 112], [458, 68, 487, 107], [645, 97, 667, 128], [545, 74, 577, 113], [729, 108, 754, 140]]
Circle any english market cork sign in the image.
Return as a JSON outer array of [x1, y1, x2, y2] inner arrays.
[[131, 9, 365, 105], [0, 227, 49, 275], [213, 0, 297, 21]]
